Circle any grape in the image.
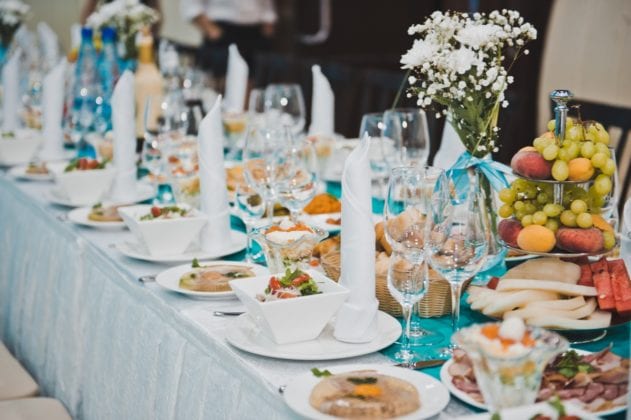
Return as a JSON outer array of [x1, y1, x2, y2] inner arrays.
[[594, 174, 612, 196], [591, 152, 607, 169], [521, 215, 534, 227], [585, 131, 597, 142], [515, 210, 527, 221], [542, 144, 559, 160], [523, 185, 538, 200], [558, 148, 571, 162], [595, 125, 610, 145], [560, 210, 577, 227], [594, 143, 610, 156], [512, 178, 529, 193], [533, 137, 548, 152], [576, 212, 593, 228], [536, 192, 549, 205], [499, 188, 516, 204], [513, 200, 525, 211], [566, 118, 575, 129], [566, 142, 580, 159], [545, 218, 560, 232], [580, 141, 595, 158], [566, 125, 584, 141], [551, 160, 569, 181], [524, 202, 537, 215], [601, 159, 616, 176], [533, 211, 548, 225], [588, 186, 606, 209], [543, 203, 562, 217], [499, 204, 514, 218], [547, 119, 555, 132], [570, 199, 588, 214], [603, 231, 615, 249]]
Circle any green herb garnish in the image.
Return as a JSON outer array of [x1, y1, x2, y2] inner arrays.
[[347, 377, 378, 385], [491, 413, 501, 420], [192, 258, 201, 268], [311, 368, 332, 378], [225, 271, 250, 279], [547, 396, 566, 417], [555, 350, 594, 378], [92, 202, 102, 209]]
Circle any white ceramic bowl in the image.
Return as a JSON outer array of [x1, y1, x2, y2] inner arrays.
[[54, 166, 116, 206], [230, 270, 349, 344], [118, 204, 208, 257], [0, 129, 43, 165]]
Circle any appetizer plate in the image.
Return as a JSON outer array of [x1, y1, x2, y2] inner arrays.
[[67, 206, 126, 230], [457, 401, 597, 420], [440, 349, 626, 417], [303, 212, 342, 232], [47, 183, 154, 208], [284, 363, 449, 420], [225, 310, 401, 361], [7, 161, 67, 181], [115, 230, 247, 263], [155, 260, 268, 299]]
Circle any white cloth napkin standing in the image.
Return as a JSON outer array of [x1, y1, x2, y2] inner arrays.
[[432, 112, 466, 169], [39, 60, 66, 161], [2, 50, 21, 132], [199, 95, 232, 253], [37, 22, 59, 69], [308, 65, 335, 136], [224, 44, 248, 113], [334, 134, 379, 343], [109, 71, 138, 202]]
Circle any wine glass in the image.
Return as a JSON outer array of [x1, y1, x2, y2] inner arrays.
[[359, 112, 397, 199], [235, 184, 266, 263], [425, 170, 490, 356], [277, 139, 319, 222], [383, 108, 430, 167], [263, 84, 306, 135], [383, 166, 439, 364], [242, 124, 296, 224]]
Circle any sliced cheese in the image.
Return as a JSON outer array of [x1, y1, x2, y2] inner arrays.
[[526, 310, 612, 330], [526, 296, 586, 310], [481, 290, 559, 317], [502, 257, 581, 284], [505, 297, 597, 320], [496, 279, 597, 297]]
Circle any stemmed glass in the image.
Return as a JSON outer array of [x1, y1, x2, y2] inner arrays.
[[277, 139, 319, 222], [359, 112, 396, 199], [425, 170, 490, 356], [383, 166, 439, 364], [235, 184, 266, 263], [263, 84, 306, 135], [383, 108, 430, 167]]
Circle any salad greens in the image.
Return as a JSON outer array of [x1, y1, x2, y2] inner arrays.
[[265, 268, 320, 296], [554, 350, 594, 379], [311, 368, 332, 378]]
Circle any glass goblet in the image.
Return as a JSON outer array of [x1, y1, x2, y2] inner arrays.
[[235, 184, 266, 263], [383, 107, 430, 167], [263, 83, 306, 135]]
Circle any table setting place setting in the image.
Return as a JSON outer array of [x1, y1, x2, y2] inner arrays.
[[1, 3, 630, 420]]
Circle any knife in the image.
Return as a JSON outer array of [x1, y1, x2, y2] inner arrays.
[[395, 359, 446, 369]]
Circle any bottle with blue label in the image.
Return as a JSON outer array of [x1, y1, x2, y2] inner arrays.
[[71, 27, 99, 158], [94, 26, 119, 135]]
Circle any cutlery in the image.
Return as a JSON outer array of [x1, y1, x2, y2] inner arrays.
[[395, 359, 446, 369], [212, 310, 244, 317], [138, 275, 156, 284], [278, 384, 286, 395]]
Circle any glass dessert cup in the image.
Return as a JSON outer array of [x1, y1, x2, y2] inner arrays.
[[252, 224, 328, 273], [452, 323, 568, 411]]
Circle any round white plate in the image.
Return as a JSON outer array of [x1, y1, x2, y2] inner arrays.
[[67, 206, 126, 230], [116, 230, 247, 263], [284, 363, 450, 420], [440, 348, 627, 417], [226, 310, 401, 361], [155, 260, 268, 299], [47, 183, 154, 208]]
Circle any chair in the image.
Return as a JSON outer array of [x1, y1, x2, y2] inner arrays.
[[0, 398, 71, 420], [0, 342, 38, 401]]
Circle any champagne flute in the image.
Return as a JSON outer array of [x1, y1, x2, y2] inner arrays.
[[277, 139, 319, 222], [263, 83, 306, 135], [235, 184, 266, 263], [383, 108, 430, 167], [426, 170, 489, 356]]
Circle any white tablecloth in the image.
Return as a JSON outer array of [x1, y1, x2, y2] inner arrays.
[[0, 174, 472, 419]]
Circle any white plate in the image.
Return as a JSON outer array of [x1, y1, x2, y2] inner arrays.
[[155, 260, 269, 299], [67, 206, 126, 230], [47, 183, 154, 208], [226, 310, 401, 361], [284, 363, 450, 420], [303, 213, 342, 232], [115, 230, 247, 263], [440, 349, 627, 417], [457, 401, 598, 420]]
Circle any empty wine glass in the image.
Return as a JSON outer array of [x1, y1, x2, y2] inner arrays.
[[277, 139, 319, 222], [263, 83, 306, 135], [235, 184, 266, 263], [383, 108, 430, 167], [359, 112, 397, 199], [426, 170, 490, 357]]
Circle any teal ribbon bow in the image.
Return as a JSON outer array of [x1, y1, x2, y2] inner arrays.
[[446, 152, 512, 197]]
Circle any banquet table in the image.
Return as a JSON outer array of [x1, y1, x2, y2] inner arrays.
[[0, 172, 628, 420]]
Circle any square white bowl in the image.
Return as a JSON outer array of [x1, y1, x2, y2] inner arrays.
[[118, 204, 208, 257], [0, 129, 43, 165], [230, 270, 349, 344], [54, 166, 116, 206]]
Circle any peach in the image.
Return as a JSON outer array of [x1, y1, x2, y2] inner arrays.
[[517, 225, 556, 253], [519, 146, 538, 153], [511, 151, 552, 180], [556, 227, 604, 253], [568, 158, 594, 182], [498, 219, 522, 248]]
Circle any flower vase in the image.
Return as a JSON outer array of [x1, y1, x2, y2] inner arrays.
[[119, 58, 137, 73]]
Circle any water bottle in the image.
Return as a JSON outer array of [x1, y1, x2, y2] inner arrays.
[[94, 26, 119, 135], [71, 27, 99, 158]]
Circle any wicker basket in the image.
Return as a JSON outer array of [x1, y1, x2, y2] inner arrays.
[[320, 251, 458, 318]]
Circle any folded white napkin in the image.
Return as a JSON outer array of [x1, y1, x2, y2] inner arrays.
[[109, 71, 138, 202], [199, 95, 232, 253], [2, 50, 21, 132], [39, 60, 66, 161], [334, 134, 379, 343], [308, 65, 335, 136], [224, 44, 248, 113], [37, 22, 59, 69], [70, 24, 81, 50], [432, 113, 466, 169]]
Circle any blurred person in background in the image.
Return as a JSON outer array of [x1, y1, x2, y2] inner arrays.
[[180, 0, 277, 77]]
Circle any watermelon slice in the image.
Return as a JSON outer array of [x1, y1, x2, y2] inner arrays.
[[591, 257, 615, 311], [577, 263, 594, 287], [607, 259, 631, 316]]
